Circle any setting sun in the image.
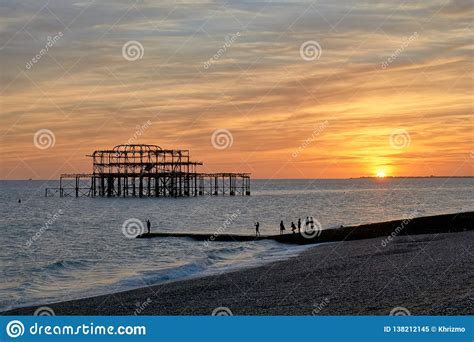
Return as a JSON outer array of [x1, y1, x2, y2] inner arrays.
[[376, 171, 386, 178]]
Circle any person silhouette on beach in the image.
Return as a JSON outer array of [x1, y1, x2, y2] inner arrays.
[[291, 221, 297, 234], [297, 218, 301, 233], [146, 219, 151, 234], [280, 220, 286, 235], [310, 216, 315, 230], [305, 217, 309, 230], [255, 222, 260, 237]]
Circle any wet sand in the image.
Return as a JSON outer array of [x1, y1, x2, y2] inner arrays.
[[3, 213, 473, 315]]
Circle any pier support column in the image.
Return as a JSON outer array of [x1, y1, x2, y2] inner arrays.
[[139, 176, 143, 198], [107, 175, 114, 197]]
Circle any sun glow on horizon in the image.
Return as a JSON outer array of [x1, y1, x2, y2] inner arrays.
[[376, 171, 386, 178]]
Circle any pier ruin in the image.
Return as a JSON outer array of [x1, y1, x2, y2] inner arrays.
[[45, 144, 250, 198]]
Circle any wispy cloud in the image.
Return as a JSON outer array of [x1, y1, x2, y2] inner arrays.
[[0, 0, 472, 178]]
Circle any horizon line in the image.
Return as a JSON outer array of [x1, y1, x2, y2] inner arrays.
[[2, 175, 473, 181]]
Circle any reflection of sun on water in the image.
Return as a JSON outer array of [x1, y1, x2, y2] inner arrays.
[[376, 171, 386, 178]]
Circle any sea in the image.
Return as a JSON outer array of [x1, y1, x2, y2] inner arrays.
[[0, 178, 472, 311]]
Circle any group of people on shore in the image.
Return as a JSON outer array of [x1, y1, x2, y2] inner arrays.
[[254, 217, 316, 236], [144, 217, 317, 238]]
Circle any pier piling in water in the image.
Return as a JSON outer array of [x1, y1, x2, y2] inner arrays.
[[45, 144, 250, 198]]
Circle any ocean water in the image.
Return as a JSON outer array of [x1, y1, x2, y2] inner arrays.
[[0, 178, 472, 311]]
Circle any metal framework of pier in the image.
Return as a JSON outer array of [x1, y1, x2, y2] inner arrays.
[[45, 144, 250, 198]]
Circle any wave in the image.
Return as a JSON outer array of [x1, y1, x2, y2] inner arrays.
[[1, 241, 316, 312]]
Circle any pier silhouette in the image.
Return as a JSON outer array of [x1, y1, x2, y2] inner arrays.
[[45, 144, 250, 198]]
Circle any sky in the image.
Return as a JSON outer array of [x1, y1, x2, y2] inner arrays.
[[0, 0, 472, 179]]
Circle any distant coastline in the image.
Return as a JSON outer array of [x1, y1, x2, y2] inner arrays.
[[354, 175, 474, 179]]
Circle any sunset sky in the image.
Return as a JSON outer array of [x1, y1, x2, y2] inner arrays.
[[0, 0, 472, 179]]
